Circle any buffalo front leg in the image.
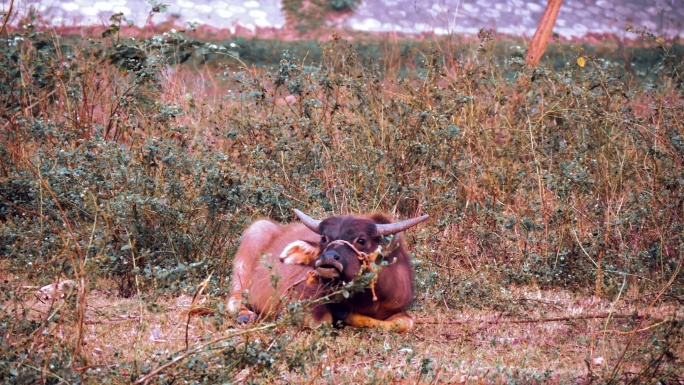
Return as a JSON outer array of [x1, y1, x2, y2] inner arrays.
[[227, 220, 282, 316], [344, 312, 414, 333]]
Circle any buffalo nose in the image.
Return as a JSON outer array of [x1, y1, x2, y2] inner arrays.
[[320, 251, 341, 262]]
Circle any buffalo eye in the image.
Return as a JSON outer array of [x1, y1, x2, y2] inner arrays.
[[320, 236, 328, 244], [356, 238, 366, 247]]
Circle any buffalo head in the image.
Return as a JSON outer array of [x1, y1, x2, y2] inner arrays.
[[294, 209, 429, 282]]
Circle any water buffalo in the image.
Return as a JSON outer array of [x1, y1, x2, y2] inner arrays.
[[227, 209, 428, 332]]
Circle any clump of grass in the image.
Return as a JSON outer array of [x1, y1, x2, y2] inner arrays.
[[1, 10, 683, 383]]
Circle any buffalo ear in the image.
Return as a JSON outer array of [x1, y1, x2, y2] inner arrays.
[[280, 240, 320, 266], [368, 212, 392, 225]]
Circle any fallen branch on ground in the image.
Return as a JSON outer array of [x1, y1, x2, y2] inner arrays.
[[84, 315, 141, 324], [416, 312, 644, 325], [133, 322, 280, 385]]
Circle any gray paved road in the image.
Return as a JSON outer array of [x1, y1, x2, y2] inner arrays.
[[7, 0, 684, 38]]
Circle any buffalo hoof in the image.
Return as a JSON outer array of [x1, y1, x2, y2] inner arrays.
[[236, 311, 257, 323]]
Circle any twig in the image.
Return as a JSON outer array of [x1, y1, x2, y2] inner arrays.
[[0, 196, 49, 219], [84, 315, 141, 325], [518, 297, 563, 311], [597, 319, 672, 335], [21, 363, 71, 385], [599, 272, 627, 361], [185, 272, 213, 350], [415, 312, 644, 325], [607, 248, 684, 383], [13, 155, 88, 363], [134, 322, 280, 385], [583, 358, 597, 384], [73, 364, 119, 373], [0, 0, 13, 37]]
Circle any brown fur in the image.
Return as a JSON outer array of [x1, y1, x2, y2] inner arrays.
[[227, 213, 418, 332]]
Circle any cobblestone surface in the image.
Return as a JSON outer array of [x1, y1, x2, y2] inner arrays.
[[8, 0, 684, 38]]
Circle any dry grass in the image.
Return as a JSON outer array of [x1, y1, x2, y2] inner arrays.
[[5, 281, 682, 384]]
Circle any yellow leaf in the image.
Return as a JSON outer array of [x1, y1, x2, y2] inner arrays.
[[577, 56, 586, 67], [655, 37, 665, 45]]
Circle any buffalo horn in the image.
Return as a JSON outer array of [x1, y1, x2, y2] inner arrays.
[[375, 214, 430, 236], [294, 209, 429, 236], [294, 209, 322, 233]]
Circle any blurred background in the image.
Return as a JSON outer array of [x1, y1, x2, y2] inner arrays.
[[14, 0, 684, 39]]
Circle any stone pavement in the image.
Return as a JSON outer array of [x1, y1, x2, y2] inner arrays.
[[6, 0, 684, 38]]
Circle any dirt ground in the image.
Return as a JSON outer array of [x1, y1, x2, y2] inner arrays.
[[7, 279, 683, 384]]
